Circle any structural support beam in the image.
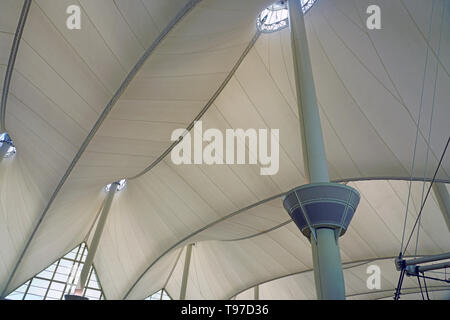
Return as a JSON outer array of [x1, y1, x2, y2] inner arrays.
[[74, 183, 117, 295], [1, 0, 32, 132], [403, 252, 450, 267], [284, 0, 361, 300], [433, 183, 450, 232], [288, 0, 328, 184], [254, 285, 259, 300], [311, 228, 346, 299], [179, 244, 193, 300]]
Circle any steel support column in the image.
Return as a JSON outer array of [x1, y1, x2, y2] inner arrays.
[[180, 244, 193, 300], [74, 183, 117, 295], [288, 0, 328, 184], [433, 183, 450, 231], [284, 0, 360, 300]]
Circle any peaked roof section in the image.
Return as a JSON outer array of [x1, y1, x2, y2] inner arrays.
[[5, 243, 105, 300]]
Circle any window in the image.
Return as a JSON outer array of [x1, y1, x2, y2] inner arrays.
[[5, 243, 105, 300], [0, 132, 16, 158], [105, 179, 127, 192], [256, 0, 318, 33], [145, 289, 172, 300]]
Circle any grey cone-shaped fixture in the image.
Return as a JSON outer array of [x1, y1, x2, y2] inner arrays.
[[283, 183, 360, 239]]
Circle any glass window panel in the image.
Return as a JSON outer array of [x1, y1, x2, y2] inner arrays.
[[6, 243, 105, 301], [46, 289, 63, 300], [26, 286, 47, 297], [24, 293, 44, 300], [6, 292, 25, 300], [36, 270, 54, 279], [59, 259, 74, 268], [85, 289, 101, 299], [53, 272, 69, 283], [65, 251, 77, 260], [88, 278, 100, 289], [31, 278, 50, 289], [50, 282, 65, 291], [15, 283, 29, 293]]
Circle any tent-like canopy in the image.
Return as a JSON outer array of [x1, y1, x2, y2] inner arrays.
[[0, 0, 449, 300]]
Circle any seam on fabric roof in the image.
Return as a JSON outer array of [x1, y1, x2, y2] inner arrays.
[[133, 71, 229, 79], [357, 183, 407, 253], [33, 2, 114, 97], [350, 0, 407, 106], [321, 3, 448, 178], [0, 0, 32, 132], [76, 1, 129, 75], [18, 36, 104, 115], [129, 30, 262, 180], [123, 177, 450, 299], [138, 0, 160, 36], [8, 66, 91, 135], [158, 161, 222, 219], [317, 100, 364, 177], [221, 220, 293, 242], [196, 107, 261, 204], [213, 104, 282, 197], [309, 20, 411, 178], [387, 180, 444, 254], [233, 74, 307, 181], [226, 255, 447, 300], [163, 248, 184, 290], [159, 41, 252, 56], [0, 0, 202, 298], [122, 190, 284, 299], [400, 0, 450, 78], [112, 0, 146, 51], [233, 58, 306, 179], [8, 92, 81, 156]]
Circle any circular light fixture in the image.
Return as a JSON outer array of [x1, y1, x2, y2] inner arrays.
[[105, 179, 127, 192], [256, 0, 318, 33], [0, 132, 16, 158]]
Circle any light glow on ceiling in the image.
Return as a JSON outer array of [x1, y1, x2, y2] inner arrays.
[[105, 179, 127, 193], [256, 0, 318, 33], [0, 132, 16, 158]]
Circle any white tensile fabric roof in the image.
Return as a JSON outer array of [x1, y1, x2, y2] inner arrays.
[[0, 0, 449, 300]]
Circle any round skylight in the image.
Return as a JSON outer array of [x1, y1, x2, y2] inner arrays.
[[256, 0, 318, 33], [105, 179, 127, 193], [0, 132, 16, 158]]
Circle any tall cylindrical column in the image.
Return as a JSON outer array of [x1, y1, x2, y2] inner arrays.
[[284, 0, 359, 300], [74, 182, 117, 295], [288, 0, 328, 184], [433, 183, 450, 231], [180, 244, 193, 300], [311, 228, 345, 299]]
